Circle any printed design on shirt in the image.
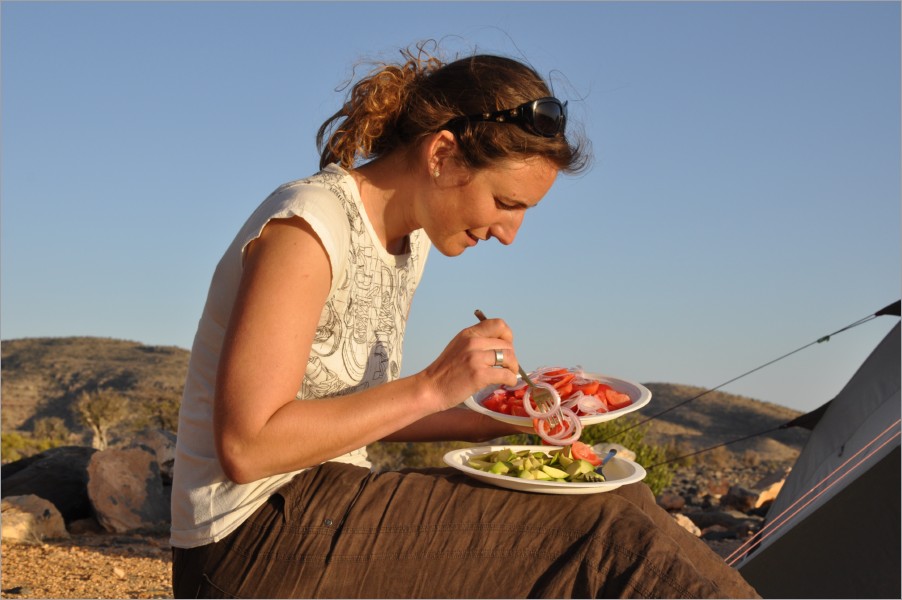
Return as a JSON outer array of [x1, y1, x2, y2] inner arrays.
[[302, 168, 422, 400], [311, 300, 343, 357], [299, 355, 345, 399]]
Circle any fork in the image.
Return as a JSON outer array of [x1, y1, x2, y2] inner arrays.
[[583, 448, 617, 482], [473, 309, 562, 429]]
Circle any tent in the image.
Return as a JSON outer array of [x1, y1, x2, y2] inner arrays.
[[736, 313, 900, 599]]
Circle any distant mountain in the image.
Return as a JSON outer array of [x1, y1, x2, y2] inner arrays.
[[639, 382, 809, 463], [1, 337, 810, 462], [1, 337, 190, 433]]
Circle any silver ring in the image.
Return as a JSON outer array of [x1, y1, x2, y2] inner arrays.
[[493, 349, 505, 367]]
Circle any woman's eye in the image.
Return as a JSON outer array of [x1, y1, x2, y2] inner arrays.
[[494, 198, 518, 211]]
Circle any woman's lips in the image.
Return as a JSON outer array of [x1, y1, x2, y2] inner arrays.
[[466, 231, 480, 246]]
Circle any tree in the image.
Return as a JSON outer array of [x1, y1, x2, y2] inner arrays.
[[134, 388, 182, 433], [32, 416, 70, 445], [73, 389, 128, 450]]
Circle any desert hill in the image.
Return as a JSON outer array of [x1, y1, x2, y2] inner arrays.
[[1, 337, 190, 434], [1, 337, 809, 462]]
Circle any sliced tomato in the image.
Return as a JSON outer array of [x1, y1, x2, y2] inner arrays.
[[540, 368, 570, 378], [571, 380, 600, 396], [605, 389, 632, 410], [482, 396, 503, 412], [510, 403, 528, 417], [571, 441, 602, 466], [546, 372, 576, 388], [556, 383, 574, 399]]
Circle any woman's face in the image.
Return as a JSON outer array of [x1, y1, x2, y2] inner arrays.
[[422, 158, 558, 257]]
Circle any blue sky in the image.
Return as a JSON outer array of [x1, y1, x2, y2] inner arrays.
[[2, 1, 899, 415]]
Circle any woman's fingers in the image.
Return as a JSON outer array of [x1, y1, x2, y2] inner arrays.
[[469, 314, 515, 344], [422, 323, 522, 410]]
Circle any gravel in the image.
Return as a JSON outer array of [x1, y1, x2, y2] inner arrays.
[[1, 533, 171, 599]]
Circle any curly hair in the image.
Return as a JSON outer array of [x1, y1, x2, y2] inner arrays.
[[316, 41, 589, 174]]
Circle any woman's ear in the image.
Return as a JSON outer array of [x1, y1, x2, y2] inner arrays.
[[424, 130, 458, 179]]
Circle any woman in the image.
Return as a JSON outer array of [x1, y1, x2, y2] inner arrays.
[[171, 43, 759, 598]]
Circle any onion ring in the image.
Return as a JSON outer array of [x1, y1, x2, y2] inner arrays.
[[522, 382, 561, 419], [534, 406, 582, 445]]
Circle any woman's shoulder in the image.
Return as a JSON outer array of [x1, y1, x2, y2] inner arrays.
[[251, 165, 354, 227], [266, 164, 353, 205]]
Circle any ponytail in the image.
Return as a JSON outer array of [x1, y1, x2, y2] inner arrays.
[[316, 44, 443, 170]]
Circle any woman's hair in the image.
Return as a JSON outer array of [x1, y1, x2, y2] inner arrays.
[[316, 42, 590, 174]]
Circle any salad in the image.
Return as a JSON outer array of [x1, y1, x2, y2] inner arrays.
[[480, 367, 633, 444]]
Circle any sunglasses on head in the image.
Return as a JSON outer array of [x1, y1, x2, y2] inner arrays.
[[446, 97, 567, 138]]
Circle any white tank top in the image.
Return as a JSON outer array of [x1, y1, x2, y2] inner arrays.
[[170, 164, 431, 548]]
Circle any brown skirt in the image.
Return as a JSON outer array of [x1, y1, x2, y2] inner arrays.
[[172, 462, 759, 599]]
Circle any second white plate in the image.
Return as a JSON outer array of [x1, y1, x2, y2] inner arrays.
[[443, 445, 647, 494]]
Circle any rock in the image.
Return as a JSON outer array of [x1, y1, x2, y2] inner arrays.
[[685, 508, 756, 530], [707, 480, 730, 499], [720, 485, 759, 512], [700, 524, 735, 541], [720, 466, 790, 511], [656, 491, 686, 512], [87, 447, 170, 533], [751, 468, 789, 508], [1, 586, 33, 596], [1, 446, 97, 524], [673, 513, 701, 537], [125, 429, 176, 484], [1, 494, 70, 544], [68, 516, 105, 534]]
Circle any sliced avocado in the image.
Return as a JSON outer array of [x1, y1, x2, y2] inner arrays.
[[565, 459, 595, 478], [467, 459, 494, 470], [469, 451, 495, 462], [490, 461, 511, 475], [494, 449, 516, 463], [541, 464, 569, 479], [532, 469, 553, 480]]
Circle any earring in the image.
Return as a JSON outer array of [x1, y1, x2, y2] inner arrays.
[[432, 167, 440, 178]]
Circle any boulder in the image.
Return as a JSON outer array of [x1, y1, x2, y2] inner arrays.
[[125, 428, 176, 483], [0, 446, 97, 524], [1, 494, 70, 544], [87, 447, 169, 533]]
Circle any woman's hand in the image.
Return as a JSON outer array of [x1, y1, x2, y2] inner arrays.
[[417, 317, 522, 413]]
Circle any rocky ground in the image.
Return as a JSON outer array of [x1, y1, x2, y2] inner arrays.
[[0, 459, 786, 599], [1, 532, 172, 599]]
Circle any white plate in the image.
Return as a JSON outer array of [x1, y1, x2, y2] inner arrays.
[[463, 372, 651, 426], [443, 445, 647, 495]]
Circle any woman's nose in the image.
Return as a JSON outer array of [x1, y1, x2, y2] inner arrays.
[[489, 212, 525, 246]]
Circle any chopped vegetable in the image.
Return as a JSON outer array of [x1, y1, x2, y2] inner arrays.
[[465, 445, 605, 483]]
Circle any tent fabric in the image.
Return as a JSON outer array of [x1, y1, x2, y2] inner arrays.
[[781, 400, 831, 430], [737, 322, 901, 599]]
